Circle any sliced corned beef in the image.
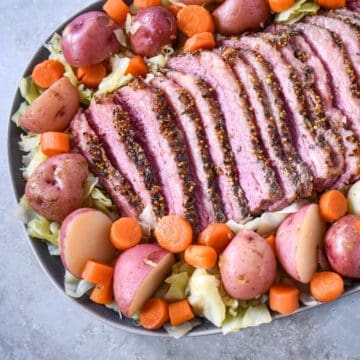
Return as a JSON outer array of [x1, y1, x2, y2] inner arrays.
[[86, 96, 167, 223], [168, 51, 282, 214], [116, 79, 201, 231], [151, 75, 226, 225], [221, 46, 301, 210], [70, 111, 143, 218], [221, 35, 339, 191], [167, 70, 250, 222]]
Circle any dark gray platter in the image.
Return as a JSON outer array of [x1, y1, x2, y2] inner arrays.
[[7, 0, 360, 337]]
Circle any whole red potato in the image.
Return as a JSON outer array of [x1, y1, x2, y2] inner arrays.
[[213, 0, 271, 36], [61, 11, 121, 67], [325, 215, 360, 278]]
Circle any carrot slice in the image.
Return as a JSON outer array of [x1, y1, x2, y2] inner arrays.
[[168, 4, 182, 16], [134, 0, 162, 9], [32, 60, 65, 88], [269, 284, 299, 315], [319, 189, 348, 222], [81, 260, 114, 284], [268, 0, 295, 13], [155, 215, 193, 253], [197, 223, 233, 254], [317, 0, 345, 10], [90, 280, 113, 305], [110, 217, 142, 250], [183, 32, 215, 53], [265, 234, 276, 255], [169, 299, 195, 326], [310, 272, 344, 302], [184, 244, 217, 269], [76, 63, 107, 88], [140, 298, 169, 329], [177, 5, 215, 37], [103, 0, 131, 25], [40, 132, 70, 156], [125, 56, 149, 77]]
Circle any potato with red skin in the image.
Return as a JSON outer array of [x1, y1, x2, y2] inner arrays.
[[113, 244, 175, 317], [25, 153, 89, 222], [60, 208, 116, 278], [20, 77, 79, 133], [276, 204, 326, 283], [130, 7, 177, 58], [325, 215, 360, 278], [61, 11, 121, 67], [213, 0, 271, 36], [219, 230, 276, 300]]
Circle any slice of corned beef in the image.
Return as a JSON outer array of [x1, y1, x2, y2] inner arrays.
[[167, 70, 250, 222], [333, 8, 360, 22], [221, 35, 339, 191], [151, 75, 226, 225], [221, 46, 301, 210], [348, 1, 360, 12], [70, 111, 143, 218], [237, 49, 313, 198], [86, 95, 167, 222], [168, 51, 282, 214], [116, 79, 201, 232]]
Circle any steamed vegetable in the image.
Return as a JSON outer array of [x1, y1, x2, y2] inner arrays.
[[269, 0, 295, 12], [310, 272, 344, 302], [134, 0, 162, 8], [25, 153, 89, 222], [155, 215, 193, 253], [319, 190, 348, 222], [317, 0, 345, 9], [90, 281, 114, 304], [110, 217, 142, 250], [188, 268, 226, 327], [125, 56, 149, 77], [184, 245, 218, 269], [61, 11, 121, 67], [103, 0, 131, 26], [32, 60, 65, 89], [183, 32, 216, 52], [275, 0, 319, 24], [213, 0, 270, 36], [81, 260, 114, 284], [139, 298, 169, 330], [177, 5, 215, 37], [169, 299, 195, 326], [130, 7, 177, 57], [60, 208, 116, 278], [198, 223, 233, 254], [348, 180, 360, 215], [325, 215, 360, 278], [19, 76, 40, 104], [220, 230, 276, 300], [76, 63, 107, 88], [276, 204, 326, 283], [269, 284, 299, 314], [20, 77, 79, 133], [40, 132, 70, 157], [113, 244, 175, 316], [164, 272, 190, 301]]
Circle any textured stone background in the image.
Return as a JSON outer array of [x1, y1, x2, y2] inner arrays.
[[1, 1, 360, 359]]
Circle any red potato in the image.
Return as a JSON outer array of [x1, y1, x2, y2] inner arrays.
[[61, 11, 121, 67], [276, 204, 326, 284], [25, 153, 89, 222], [213, 0, 271, 36], [325, 215, 360, 278], [20, 77, 79, 133], [219, 230, 276, 300], [113, 244, 175, 317], [60, 208, 117, 278], [130, 7, 177, 58]]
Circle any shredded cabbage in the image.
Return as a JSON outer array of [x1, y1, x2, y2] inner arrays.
[[164, 272, 190, 302], [188, 268, 226, 327], [146, 45, 174, 74], [105, 302, 123, 319], [131, 312, 141, 327], [114, 28, 128, 48], [164, 318, 202, 339], [227, 201, 308, 236], [11, 101, 29, 127], [275, 0, 319, 24], [96, 55, 132, 95], [64, 271, 94, 298], [222, 304, 272, 335], [19, 76, 41, 104], [348, 180, 360, 215], [299, 293, 320, 306]]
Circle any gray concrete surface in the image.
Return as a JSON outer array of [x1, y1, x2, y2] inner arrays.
[[1, 1, 360, 359]]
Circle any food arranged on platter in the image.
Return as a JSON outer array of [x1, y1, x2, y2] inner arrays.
[[11, 0, 360, 337]]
